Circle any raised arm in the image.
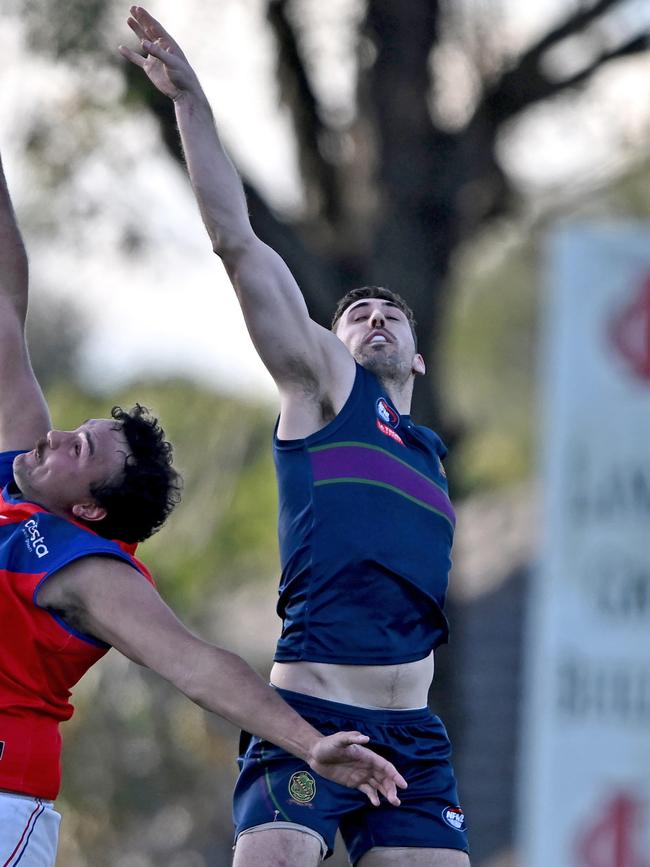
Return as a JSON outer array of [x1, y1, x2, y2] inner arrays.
[[119, 7, 354, 416], [0, 151, 51, 451], [37, 557, 406, 806]]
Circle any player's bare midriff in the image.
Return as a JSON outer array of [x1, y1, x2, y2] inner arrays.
[[270, 651, 434, 710]]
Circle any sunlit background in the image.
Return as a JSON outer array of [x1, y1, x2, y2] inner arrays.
[[2, 0, 650, 864]]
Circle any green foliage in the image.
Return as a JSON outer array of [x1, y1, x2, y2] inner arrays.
[[585, 153, 650, 220], [442, 225, 539, 493]]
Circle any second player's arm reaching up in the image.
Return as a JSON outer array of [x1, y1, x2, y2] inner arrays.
[[120, 6, 354, 433], [0, 152, 52, 453]]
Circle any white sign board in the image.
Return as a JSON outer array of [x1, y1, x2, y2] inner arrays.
[[520, 225, 650, 867]]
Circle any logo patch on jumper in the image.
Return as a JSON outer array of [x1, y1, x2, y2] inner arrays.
[[288, 771, 316, 803], [442, 805, 466, 832], [22, 517, 49, 559], [376, 397, 399, 428]]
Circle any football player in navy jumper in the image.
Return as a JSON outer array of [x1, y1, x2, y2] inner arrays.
[[122, 6, 469, 866]]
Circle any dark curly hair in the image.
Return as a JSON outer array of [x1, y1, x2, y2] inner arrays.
[[331, 286, 418, 348], [89, 405, 182, 544]]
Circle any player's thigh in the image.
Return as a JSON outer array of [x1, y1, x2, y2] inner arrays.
[[358, 847, 470, 866], [233, 826, 325, 867]]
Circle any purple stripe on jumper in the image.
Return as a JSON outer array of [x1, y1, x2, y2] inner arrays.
[[310, 445, 455, 525]]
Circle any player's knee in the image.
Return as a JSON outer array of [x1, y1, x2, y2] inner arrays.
[[358, 847, 470, 866], [233, 824, 326, 866]]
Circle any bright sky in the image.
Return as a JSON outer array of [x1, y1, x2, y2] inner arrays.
[[1, 0, 650, 401]]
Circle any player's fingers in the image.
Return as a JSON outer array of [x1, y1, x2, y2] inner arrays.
[[132, 6, 174, 45], [118, 45, 146, 69], [358, 748, 407, 790], [363, 772, 401, 807], [367, 754, 407, 790], [343, 740, 407, 790], [341, 731, 370, 745], [358, 775, 402, 807], [380, 782, 402, 807], [141, 39, 179, 67], [131, 6, 157, 27], [358, 783, 380, 808], [329, 732, 369, 750], [127, 16, 147, 42]]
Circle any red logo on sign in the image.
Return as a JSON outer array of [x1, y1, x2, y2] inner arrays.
[[575, 793, 649, 867], [609, 277, 650, 382]]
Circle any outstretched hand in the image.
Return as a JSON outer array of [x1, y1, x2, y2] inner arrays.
[[308, 731, 407, 807], [119, 6, 199, 101]]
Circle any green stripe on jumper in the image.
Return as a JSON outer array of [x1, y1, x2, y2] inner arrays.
[[314, 476, 454, 527]]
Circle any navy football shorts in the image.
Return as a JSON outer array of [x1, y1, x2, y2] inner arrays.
[[232, 687, 469, 864]]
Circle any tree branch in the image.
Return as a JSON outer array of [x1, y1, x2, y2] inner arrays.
[[479, 0, 649, 125], [518, 0, 622, 63], [559, 33, 650, 91], [266, 0, 341, 224]]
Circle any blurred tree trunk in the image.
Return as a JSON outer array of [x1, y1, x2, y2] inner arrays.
[[361, 0, 452, 427]]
